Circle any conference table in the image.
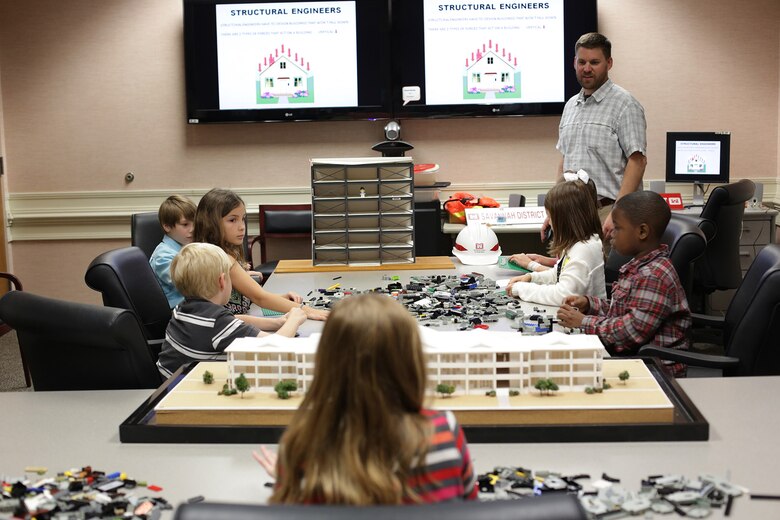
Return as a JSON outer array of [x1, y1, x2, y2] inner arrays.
[[2, 377, 779, 518], [5, 260, 778, 518]]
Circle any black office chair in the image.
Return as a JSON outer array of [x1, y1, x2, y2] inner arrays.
[[604, 213, 707, 299], [0, 272, 31, 387], [250, 204, 312, 282], [508, 194, 526, 207], [85, 246, 172, 359], [131, 212, 165, 259], [641, 244, 780, 377], [0, 291, 161, 390], [690, 179, 755, 312], [174, 494, 587, 520]]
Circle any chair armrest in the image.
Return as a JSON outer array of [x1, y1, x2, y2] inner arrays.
[[0, 272, 23, 291], [691, 312, 725, 328], [639, 345, 740, 370]]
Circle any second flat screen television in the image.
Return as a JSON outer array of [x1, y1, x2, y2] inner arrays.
[[391, 0, 598, 118]]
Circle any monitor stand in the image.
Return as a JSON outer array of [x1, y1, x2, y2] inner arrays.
[[691, 181, 705, 207], [372, 140, 414, 157]]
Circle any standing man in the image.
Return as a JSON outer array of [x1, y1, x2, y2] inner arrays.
[[544, 32, 647, 241]]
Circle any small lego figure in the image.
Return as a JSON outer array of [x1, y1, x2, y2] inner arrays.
[[359, 186, 366, 198]]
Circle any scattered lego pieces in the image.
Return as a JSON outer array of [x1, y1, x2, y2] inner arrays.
[[477, 465, 748, 518], [302, 273, 579, 334], [1, 465, 170, 519]]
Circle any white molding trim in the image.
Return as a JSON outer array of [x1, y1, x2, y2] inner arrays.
[[6, 179, 779, 241]]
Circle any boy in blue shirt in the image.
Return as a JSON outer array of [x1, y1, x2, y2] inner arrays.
[[150, 195, 197, 308]]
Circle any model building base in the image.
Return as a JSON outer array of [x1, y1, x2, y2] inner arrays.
[[153, 359, 672, 427], [120, 358, 708, 443]]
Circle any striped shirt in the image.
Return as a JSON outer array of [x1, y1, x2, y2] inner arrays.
[[582, 245, 691, 377], [408, 409, 478, 502], [557, 79, 647, 200], [156, 298, 259, 378]]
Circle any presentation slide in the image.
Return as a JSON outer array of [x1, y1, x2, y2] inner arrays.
[[674, 140, 722, 176], [422, 1, 564, 105], [216, 1, 358, 110]]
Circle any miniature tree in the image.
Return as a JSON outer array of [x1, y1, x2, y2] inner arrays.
[[436, 383, 456, 398], [508, 389, 520, 397], [234, 374, 250, 398], [619, 370, 630, 384], [534, 379, 559, 396], [219, 382, 237, 396], [602, 381, 612, 390], [274, 380, 298, 400], [585, 386, 595, 394], [202, 370, 214, 385], [485, 389, 497, 397], [534, 379, 550, 396]]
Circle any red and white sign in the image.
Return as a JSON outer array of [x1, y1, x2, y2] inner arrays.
[[660, 193, 684, 210], [465, 207, 547, 227]]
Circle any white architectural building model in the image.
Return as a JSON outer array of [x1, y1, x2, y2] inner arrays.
[[225, 330, 607, 396]]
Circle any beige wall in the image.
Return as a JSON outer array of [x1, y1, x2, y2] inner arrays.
[[1, 0, 779, 302]]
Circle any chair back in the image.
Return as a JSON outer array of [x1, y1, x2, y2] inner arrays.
[[131, 212, 165, 259], [85, 246, 171, 357], [660, 213, 708, 299], [0, 291, 161, 390], [722, 244, 780, 376], [695, 179, 755, 291], [256, 204, 312, 264], [174, 494, 587, 520], [604, 213, 706, 299]]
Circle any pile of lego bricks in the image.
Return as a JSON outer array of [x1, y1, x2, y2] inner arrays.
[[304, 273, 563, 333], [477, 466, 746, 518], [1, 466, 171, 519]]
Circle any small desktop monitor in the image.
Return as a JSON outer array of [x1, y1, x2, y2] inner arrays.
[[665, 131, 731, 205]]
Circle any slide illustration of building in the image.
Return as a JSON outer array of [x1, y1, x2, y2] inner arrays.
[[687, 154, 706, 173], [256, 44, 314, 103], [463, 40, 521, 99], [225, 330, 606, 396]]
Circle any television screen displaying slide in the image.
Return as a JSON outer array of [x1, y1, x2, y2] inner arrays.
[[665, 132, 731, 185], [216, 2, 358, 110], [184, 0, 391, 123], [423, 1, 564, 106], [392, 0, 597, 118]]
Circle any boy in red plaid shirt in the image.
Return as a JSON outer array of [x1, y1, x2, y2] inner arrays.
[[557, 191, 691, 377]]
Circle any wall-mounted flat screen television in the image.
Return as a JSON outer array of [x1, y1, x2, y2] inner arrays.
[[183, 0, 392, 123], [390, 0, 598, 118]]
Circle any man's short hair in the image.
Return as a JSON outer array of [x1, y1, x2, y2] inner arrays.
[[575, 32, 612, 60], [171, 242, 232, 300], [614, 191, 671, 241], [158, 195, 197, 229]]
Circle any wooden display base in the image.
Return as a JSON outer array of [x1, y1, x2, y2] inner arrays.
[[274, 256, 455, 273], [119, 358, 709, 443], [154, 359, 673, 427]]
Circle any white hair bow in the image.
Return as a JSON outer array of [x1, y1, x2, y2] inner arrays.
[[563, 169, 590, 184]]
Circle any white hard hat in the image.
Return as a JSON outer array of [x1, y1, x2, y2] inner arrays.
[[452, 225, 502, 265]]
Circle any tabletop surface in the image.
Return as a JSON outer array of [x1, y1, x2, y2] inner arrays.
[[2, 377, 780, 518]]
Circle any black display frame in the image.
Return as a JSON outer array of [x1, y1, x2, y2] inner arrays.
[[120, 358, 708, 444], [183, 0, 393, 123], [389, 0, 598, 119], [665, 131, 731, 185]]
